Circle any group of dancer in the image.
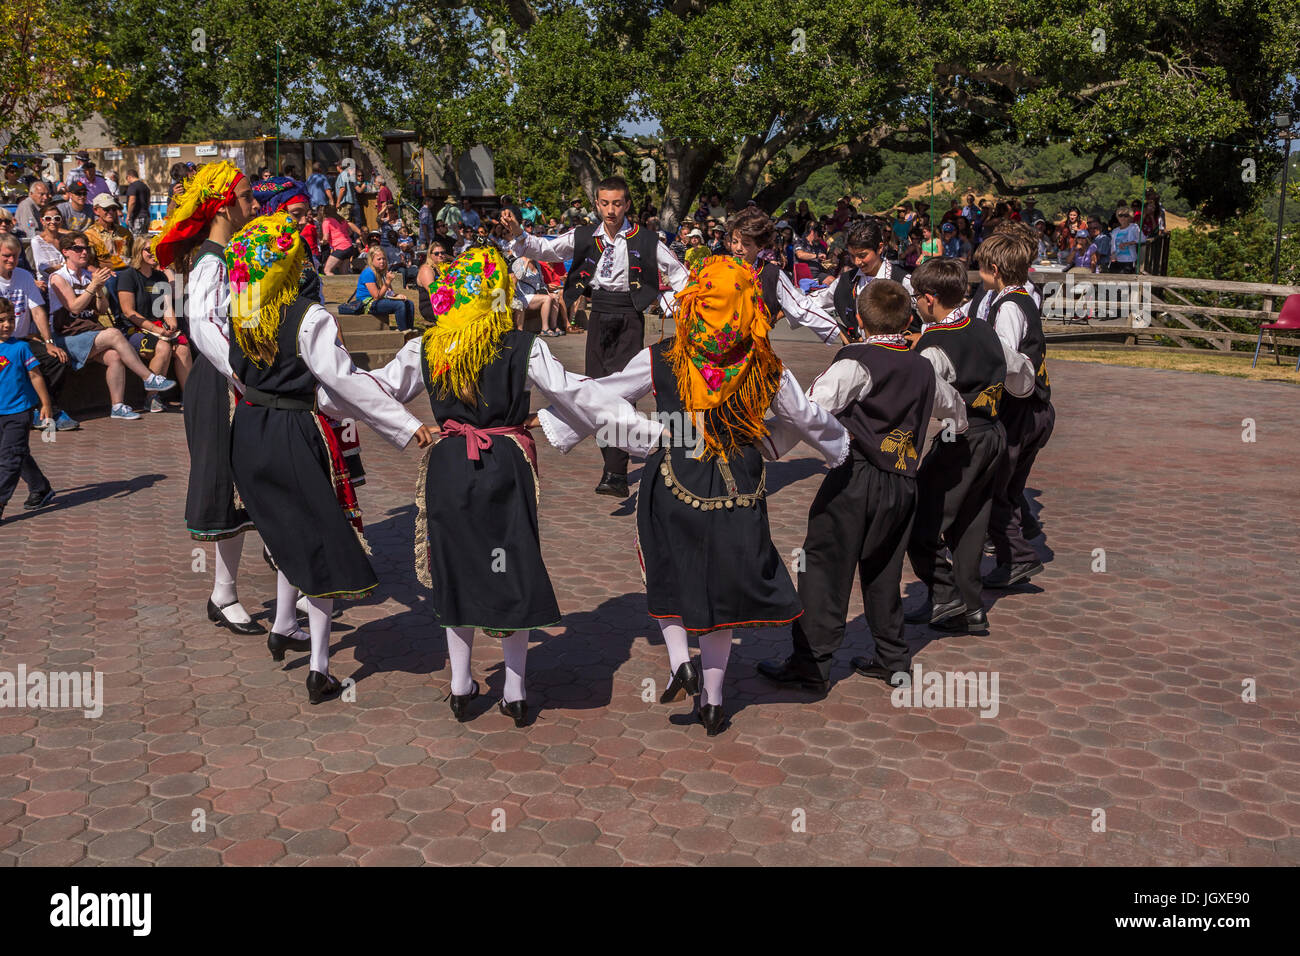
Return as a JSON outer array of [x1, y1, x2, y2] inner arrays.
[[161, 164, 1053, 737]]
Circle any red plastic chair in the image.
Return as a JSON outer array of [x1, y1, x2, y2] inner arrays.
[[793, 261, 813, 285], [1253, 294, 1300, 370]]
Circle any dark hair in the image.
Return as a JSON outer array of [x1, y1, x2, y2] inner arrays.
[[856, 279, 912, 335], [38, 202, 63, 219], [430, 238, 453, 255], [58, 230, 89, 252], [169, 162, 191, 184], [595, 175, 631, 201], [0, 297, 13, 320], [846, 219, 887, 252], [911, 257, 969, 308], [726, 206, 774, 250]]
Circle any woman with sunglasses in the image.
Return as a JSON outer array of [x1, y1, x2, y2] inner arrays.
[[29, 203, 66, 293], [417, 239, 452, 324], [48, 232, 176, 420]]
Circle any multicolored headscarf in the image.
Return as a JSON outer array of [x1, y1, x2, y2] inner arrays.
[[225, 212, 305, 367], [152, 161, 244, 269], [252, 176, 310, 216], [422, 244, 514, 404], [667, 255, 783, 460]]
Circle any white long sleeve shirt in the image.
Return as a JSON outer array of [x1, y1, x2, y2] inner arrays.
[[373, 337, 666, 458], [813, 259, 915, 314], [919, 306, 1036, 400], [536, 347, 849, 467], [507, 218, 689, 314], [658, 263, 843, 345]]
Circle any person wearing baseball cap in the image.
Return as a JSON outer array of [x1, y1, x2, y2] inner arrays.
[[85, 193, 132, 271], [521, 196, 541, 227], [67, 154, 111, 202], [57, 181, 93, 233]]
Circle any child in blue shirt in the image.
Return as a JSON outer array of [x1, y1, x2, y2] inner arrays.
[[0, 297, 55, 521]]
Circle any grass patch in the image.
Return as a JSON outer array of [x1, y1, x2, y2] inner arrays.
[[1054, 348, 1300, 384]]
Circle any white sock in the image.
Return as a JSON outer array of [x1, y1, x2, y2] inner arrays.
[[501, 631, 528, 703], [272, 571, 299, 635], [306, 596, 333, 674], [698, 629, 733, 707], [446, 626, 475, 696], [211, 538, 250, 624], [657, 618, 692, 675]]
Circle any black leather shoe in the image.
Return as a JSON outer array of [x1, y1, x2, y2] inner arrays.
[[904, 598, 963, 626], [207, 597, 267, 635], [268, 628, 311, 661], [23, 488, 55, 510], [756, 657, 829, 693], [445, 680, 480, 722], [306, 670, 342, 704], [594, 472, 629, 497], [983, 560, 1043, 589], [498, 698, 529, 727], [697, 704, 726, 736], [851, 656, 911, 686], [660, 660, 701, 703], [932, 607, 990, 634]]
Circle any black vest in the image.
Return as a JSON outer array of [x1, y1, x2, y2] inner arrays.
[[989, 288, 1051, 403], [916, 316, 1007, 429], [230, 296, 317, 400], [831, 262, 919, 333], [834, 341, 936, 477], [562, 222, 661, 313], [420, 329, 535, 428], [758, 260, 781, 323]]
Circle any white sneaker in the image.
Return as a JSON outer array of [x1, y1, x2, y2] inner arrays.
[[148, 396, 165, 413], [110, 403, 141, 420]]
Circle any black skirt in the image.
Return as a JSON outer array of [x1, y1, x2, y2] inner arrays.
[[183, 352, 254, 541], [416, 433, 560, 632], [636, 442, 802, 635], [229, 404, 377, 600]]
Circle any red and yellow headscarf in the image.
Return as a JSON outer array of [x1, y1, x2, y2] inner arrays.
[[151, 161, 245, 269], [667, 255, 783, 459]]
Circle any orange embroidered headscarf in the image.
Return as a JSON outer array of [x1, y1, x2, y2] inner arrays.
[[151, 161, 245, 269], [666, 255, 783, 459]]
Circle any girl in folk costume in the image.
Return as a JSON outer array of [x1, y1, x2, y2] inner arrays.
[[222, 213, 436, 703], [541, 256, 848, 735], [373, 245, 662, 726], [151, 162, 265, 636]]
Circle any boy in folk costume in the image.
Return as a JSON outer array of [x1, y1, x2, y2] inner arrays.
[[151, 162, 266, 636], [757, 279, 966, 692], [813, 219, 918, 341], [668, 206, 848, 346], [904, 257, 1035, 634], [373, 245, 664, 726], [501, 175, 690, 500], [221, 213, 436, 703], [974, 232, 1056, 588], [541, 256, 848, 736]]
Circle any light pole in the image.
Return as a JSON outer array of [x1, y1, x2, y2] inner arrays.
[[1272, 111, 1293, 285], [275, 44, 282, 172]]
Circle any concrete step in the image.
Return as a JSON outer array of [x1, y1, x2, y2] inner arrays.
[[338, 329, 409, 352], [337, 313, 388, 334], [352, 349, 400, 371]]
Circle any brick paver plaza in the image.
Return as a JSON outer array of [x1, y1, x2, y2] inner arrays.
[[2, 338, 1297, 866]]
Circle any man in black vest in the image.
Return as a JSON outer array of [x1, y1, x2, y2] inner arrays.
[[503, 176, 688, 497], [814, 219, 917, 341]]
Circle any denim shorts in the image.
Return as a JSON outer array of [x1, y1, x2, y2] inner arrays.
[[52, 329, 103, 370]]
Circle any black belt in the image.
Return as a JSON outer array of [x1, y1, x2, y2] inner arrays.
[[241, 385, 315, 411], [589, 289, 638, 311]]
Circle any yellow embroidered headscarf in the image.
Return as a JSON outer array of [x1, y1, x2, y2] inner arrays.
[[151, 161, 244, 269], [225, 213, 305, 367], [422, 244, 514, 404], [667, 255, 783, 459]]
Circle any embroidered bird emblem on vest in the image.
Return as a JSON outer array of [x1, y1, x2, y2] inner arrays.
[[971, 382, 1003, 415], [1037, 359, 1049, 387], [880, 428, 917, 471]]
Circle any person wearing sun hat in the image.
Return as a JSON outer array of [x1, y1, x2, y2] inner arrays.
[[149, 160, 268, 636], [536, 255, 848, 736], [220, 212, 436, 704], [370, 242, 663, 727]]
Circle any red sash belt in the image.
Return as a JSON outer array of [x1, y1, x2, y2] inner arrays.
[[441, 420, 538, 474]]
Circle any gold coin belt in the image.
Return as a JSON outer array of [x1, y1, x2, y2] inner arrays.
[[659, 449, 766, 510]]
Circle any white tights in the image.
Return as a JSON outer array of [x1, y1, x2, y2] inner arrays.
[[656, 618, 733, 706], [210, 537, 251, 624], [445, 627, 529, 703]]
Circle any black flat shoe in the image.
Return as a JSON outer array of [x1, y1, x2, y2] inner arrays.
[[851, 656, 911, 686], [445, 680, 480, 722], [756, 657, 829, 694], [268, 628, 311, 661], [306, 670, 342, 705], [659, 660, 701, 703], [207, 597, 266, 635], [983, 560, 1043, 589], [594, 472, 629, 498], [498, 698, 529, 727], [932, 608, 990, 634], [697, 704, 726, 736], [904, 598, 964, 626]]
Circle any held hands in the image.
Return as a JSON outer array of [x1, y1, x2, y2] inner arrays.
[[523, 413, 541, 429], [413, 424, 438, 448], [499, 209, 522, 240]]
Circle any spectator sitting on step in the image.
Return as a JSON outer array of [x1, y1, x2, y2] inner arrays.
[[321, 206, 364, 275], [417, 238, 454, 325], [14, 180, 50, 238], [510, 254, 567, 336], [57, 182, 93, 234], [48, 232, 175, 420], [116, 237, 191, 405], [356, 247, 414, 333], [29, 204, 67, 293]]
